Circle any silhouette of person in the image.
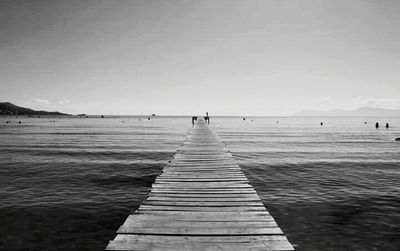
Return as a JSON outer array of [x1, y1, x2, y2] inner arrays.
[[205, 112, 210, 124]]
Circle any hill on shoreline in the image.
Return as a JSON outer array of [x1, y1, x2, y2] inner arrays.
[[0, 102, 69, 116], [295, 106, 400, 117]]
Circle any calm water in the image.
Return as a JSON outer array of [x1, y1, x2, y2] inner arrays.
[[0, 116, 399, 251]]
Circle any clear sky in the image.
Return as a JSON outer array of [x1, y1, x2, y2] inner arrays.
[[1, 0, 400, 115]]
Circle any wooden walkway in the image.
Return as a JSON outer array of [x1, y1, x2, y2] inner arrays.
[[106, 120, 294, 251]]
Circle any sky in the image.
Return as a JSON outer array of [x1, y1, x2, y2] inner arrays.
[[1, 0, 400, 115]]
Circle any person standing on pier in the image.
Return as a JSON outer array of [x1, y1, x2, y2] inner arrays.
[[204, 112, 210, 124]]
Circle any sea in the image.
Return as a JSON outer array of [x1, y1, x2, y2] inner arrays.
[[0, 116, 399, 251]]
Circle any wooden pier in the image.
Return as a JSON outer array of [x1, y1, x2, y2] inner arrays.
[[106, 120, 294, 251]]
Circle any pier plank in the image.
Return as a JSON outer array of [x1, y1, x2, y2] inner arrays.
[[147, 196, 261, 201], [124, 213, 275, 222], [107, 235, 294, 251]]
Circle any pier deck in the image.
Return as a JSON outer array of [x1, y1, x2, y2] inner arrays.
[[106, 120, 294, 250]]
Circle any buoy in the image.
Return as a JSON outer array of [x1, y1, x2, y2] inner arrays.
[[320, 122, 323, 126], [375, 122, 379, 129], [386, 123, 389, 129]]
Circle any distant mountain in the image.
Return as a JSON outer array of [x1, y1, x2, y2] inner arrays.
[[295, 106, 400, 117], [0, 102, 69, 116]]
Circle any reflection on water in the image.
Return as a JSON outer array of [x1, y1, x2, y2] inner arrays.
[[0, 116, 399, 250]]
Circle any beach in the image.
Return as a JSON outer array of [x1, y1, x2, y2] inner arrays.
[[0, 116, 399, 250]]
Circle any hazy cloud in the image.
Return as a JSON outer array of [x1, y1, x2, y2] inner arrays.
[[58, 99, 70, 105], [35, 98, 51, 105], [353, 96, 400, 109], [316, 96, 331, 102]]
